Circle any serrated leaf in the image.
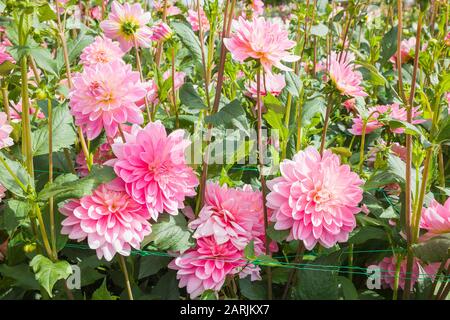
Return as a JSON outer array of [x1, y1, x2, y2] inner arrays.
[[172, 21, 204, 65], [92, 278, 118, 300], [138, 255, 170, 279], [285, 72, 302, 97], [380, 26, 398, 65], [30, 255, 72, 297], [146, 214, 193, 253], [412, 234, 450, 263], [205, 99, 249, 134], [0, 199, 31, 235], [179, 82, 207, 112], [29, 47, 57, 76], [349, 226, 387, 244]]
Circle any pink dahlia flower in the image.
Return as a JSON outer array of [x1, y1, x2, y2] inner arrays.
[[90, 6, 102, 20], [0, 111, 13, 149], [390, 37, 416, 66], [107, 121, 199, 220], [246, 72, 286, 98], [224, 16, 299, 73], [150, 22, 173, 42], [187, 8, 210, 32], [80, 36, 124, 67], [328, 51, 367, 97], [163, 70, 186, 91], [9, 99, 45, 123], [420, 198, 450, 241], [100, 1, 152, 52], [378, 256, 440, 290], [0, 45, 14, 65], [60, 179, 152, 261], [69, 60, 146, 140], [267, 146, 364, 250], [189, 182, 267, 251], [251, 0, 265, 16], [168, 236, 243, 298], [136, 80, 159, 108], [75, 142, 114, 177], [343, 98, 356, 112]]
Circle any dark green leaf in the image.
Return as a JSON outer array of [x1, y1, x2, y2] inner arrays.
[[179, 82, 207, 112], [30, 254, 72, 297], [412, 234, 450, 263]]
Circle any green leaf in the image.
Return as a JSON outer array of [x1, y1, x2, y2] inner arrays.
[[0, 199, 31, 235], [239, 277, 267, 300], [349, 226, 387, 244], [387, 119, 425, 138], [0, 60, 15, 75], [254, 255, 279, 267], [67, 30, 93, 63], [37, 3, 57, 22], [296, 260, 339, 300], [285, 72, 302, 97], [264, 109, 288, 141], [310, 23, 329, 37], [0, 152, 33, 197], [32, 104, 77, 156], [205, 99, 249, 133], [266, 225, 289, 242], [92, 278, 119, 300], [263, 93, 284, 113], [412, 234, 450, 263], [380, 206, 398, 219], [146, 214, 193, 253], [138, 255, 170, 279], [29, 47, 57, 76], [200, 289, 218, 300], [302, 95, 326, 125], [172, 21, 204, 65], [338, 276, 358, 300], [244, 240, 255, 260], [0, 263, 40, 290], [179, 82, 207, 112], [152, 271, 180, 299], [356, 60, 387, 86], [37, 166, 115, 202], [435, 118, 450, 144], [30, 254, 72, 297], [271, 268, 291, 284], [380, 26, 398, 65]]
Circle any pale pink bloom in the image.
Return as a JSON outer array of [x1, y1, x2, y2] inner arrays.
[[378, 256, 440, 290], [60, 179, 152, 261], [0, 183, 6, 202], [75, 142, 114, 177], [246, 72, 286, 98], [80, 36, 124, 67], [107, 121, 199, 220], [153, 1, 181, 16], [90, 6, 102, 20], [136, 80, 159, 108], [251, 0, 265, 16], [0, 45, 14, 65], [445, 32, 450, 46], [187, 8, 210, 32], [0, 112, 13, 149], [150, 22, 173, 42], [166, 6, 182, 16], [189, 182, 267, 252], [9, 99, 45, 123], [349, 103, 423, 135], [168, 237, 243, 298], [163, 70, 186, 91], [420, 198, 450, 241], [267, 147, 364, 250], [224, 16, 299, 73], [390, 37, 416, 66], [328, 51, 367, 97], [100, 1, 152, 52], [343, 98, 356, 112], [69, 60, 146, 140]]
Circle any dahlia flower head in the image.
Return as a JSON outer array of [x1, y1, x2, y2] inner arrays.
[[136, 79, 159, 108], [76, 142, 114, 177], [168, 236, 243, 299], [60, 179, 152, 261], [69, 59, 146, 140], [163, 70, 186, 91], [100, 1, 152, 52], [107, 121, 199, 221], [0, 111, 13, 149], [267, 146, 364, 250], [189, 182, 269, 253], [150, 22, 173, 42], [378, 256, 440, 290], [224, 16, 299, 73], [390, 37, 416, 66], [420, 198, 450, 241], [246, 72, 286, 98], [90, 6, 102, 20], [349, 103, 424, 135], [80, 36, 124, 67], [328, 51, 367, 97], [343, 98, 356, 112], [8, 99, 45, 123], [187, 8, 210, 32]]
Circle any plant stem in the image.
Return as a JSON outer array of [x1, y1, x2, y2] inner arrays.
[[0, 155, 28, 193], [47, 98, 57, 260], [319, 95, 333, 155], [358, 119, 368, 174], [282, 242, 305, 299], [282, 93, 292, 160], [20, 56, 34, 178], [118, 255, 134, 300], [1, 79, 10, 121], [134, 39, 151, 121], [392, 254, 402, 300], [34, 204, 53, 259], [171, 47, 179, 128]]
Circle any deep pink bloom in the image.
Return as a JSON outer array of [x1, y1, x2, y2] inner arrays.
[[100, 1, 152, 52], [328, 51, 367, 97], [163, 70, 186, 91], [9, 99, 45, 123], [378, 256, 440, 290], [187, 8, 210, 32], [69, 60, 146, 139], [224, 16, 299, 73], [251, 0, 265, 16], [150, 22, 173, 42], [0, 45, 14, 65], [246, 72, 286, 98], [390, 37, 416, 66], [90, 6, 102, 20], [343, 98, 356, 112], [60, 179, 152, 261], [80, 36, 124, 67], [267, 147, 364, 250], [107, 121, 199, 220], [168, 237, 243, 298], [76, 142, 114, 177], [0, 112, 13, 149], [420, 198, 450, 241]]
